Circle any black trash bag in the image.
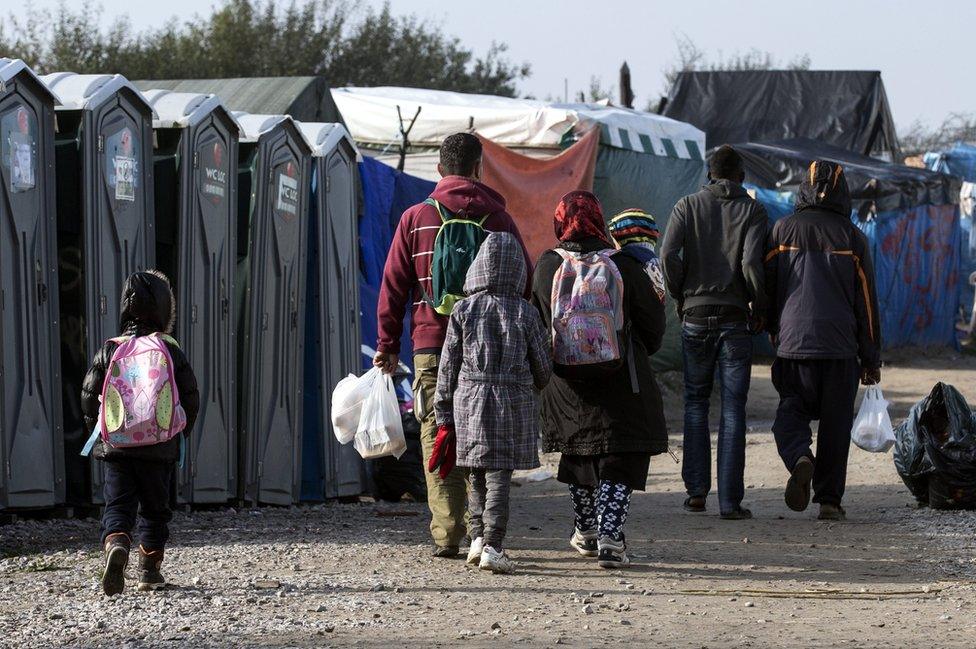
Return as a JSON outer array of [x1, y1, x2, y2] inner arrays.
[[895, 382, 976, 510], [365, 410, 428, 503]]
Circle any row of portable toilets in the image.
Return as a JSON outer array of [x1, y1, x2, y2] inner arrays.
[[0, 59, 364, 511]]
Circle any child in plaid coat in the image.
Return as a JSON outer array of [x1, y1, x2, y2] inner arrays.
[[434, 232, 552, 574]]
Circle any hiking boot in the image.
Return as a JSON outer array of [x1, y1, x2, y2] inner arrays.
[[479, 545, 516, 574], [597, 536, 630, 569], [101, 533, 130, 596], [466, 537, 484, 565], [720, 506, 753, 520], [785, 456, 815, 512], [431, 545, 459, 559], [136, 547, 166, 591], [683, 496, 706, 513], [570, 528, 599, 558], [818, 504, 847, 521]]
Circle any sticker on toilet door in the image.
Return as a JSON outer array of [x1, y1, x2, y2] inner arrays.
[[2, 106, 36, 192], [105, 127, 139, 202], [274, 160, 299, 221]]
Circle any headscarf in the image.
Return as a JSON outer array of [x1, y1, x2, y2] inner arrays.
[[608, 208, 660, 248], [553, 190, 612, 246], [795, 160, 852, 217]]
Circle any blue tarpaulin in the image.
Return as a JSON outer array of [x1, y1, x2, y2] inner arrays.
[[358, 156, 436, 372], [749, 188, 961, 349]]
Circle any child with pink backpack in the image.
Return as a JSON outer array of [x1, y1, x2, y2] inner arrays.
[[80, 270, 199, 595]]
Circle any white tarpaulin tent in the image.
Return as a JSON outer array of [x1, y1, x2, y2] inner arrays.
[[331, 86, 704, 159]]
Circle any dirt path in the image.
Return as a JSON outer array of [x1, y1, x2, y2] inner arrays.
[[2, 349, 975, 648]]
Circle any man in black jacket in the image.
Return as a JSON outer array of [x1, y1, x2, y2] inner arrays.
[[660, 145, 767, 520], [765, 160, 881, 521]]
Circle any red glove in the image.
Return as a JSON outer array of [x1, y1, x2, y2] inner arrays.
[[428, 424, 456, 480]]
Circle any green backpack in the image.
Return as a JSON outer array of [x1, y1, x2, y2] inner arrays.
[[422, 198, 489, 315]]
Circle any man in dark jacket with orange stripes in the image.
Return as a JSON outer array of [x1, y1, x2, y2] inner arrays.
[[765, 160, 881, 521]]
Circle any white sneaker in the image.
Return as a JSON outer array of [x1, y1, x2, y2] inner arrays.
[[479, 545, 516, 574], [597, 536, 630, 569], [466, 536, 484, 565], [570, 528, 599, 557]]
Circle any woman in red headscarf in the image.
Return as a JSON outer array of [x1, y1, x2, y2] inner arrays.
[[531, 191, 668, 569]]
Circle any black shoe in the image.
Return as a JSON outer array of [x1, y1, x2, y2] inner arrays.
[[683, 496, 706, 512], [101, 533, 130, 596], [818, 503, 847, 521], [432, 545, 460, 559], [137, 547, 167, 591], [720, 507, 753, 520], [785, 456, 815, 512]]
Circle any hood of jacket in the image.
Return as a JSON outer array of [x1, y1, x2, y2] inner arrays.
[[430, 175, 507, 218], [119, 270, 176, 334], [795, 160, 852, 217], [704, 179, 749, 200], [463, 232, 527, 297]]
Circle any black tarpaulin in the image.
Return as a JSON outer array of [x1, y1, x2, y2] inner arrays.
[[731, 139, 959, 213], [664, 71, 900, 159]]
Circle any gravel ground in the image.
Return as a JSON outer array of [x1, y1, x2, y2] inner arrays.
[[2, 350, 975, 648]]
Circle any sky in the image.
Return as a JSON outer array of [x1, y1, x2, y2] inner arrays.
[[20, 0, 976, 130]]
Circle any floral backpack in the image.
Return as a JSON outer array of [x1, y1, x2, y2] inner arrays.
[[81, 334, 187, 454], [550, 248, 628, 379]]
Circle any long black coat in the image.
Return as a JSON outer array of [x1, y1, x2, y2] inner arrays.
[[532, 238, 669, 457], [81, 271, 200, 463]]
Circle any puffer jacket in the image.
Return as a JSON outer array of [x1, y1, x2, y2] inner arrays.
[[764, 160, 881, 369], [532, 237, 669, 457], [435, 233, 552, 470], [81, 271, 200, 463]]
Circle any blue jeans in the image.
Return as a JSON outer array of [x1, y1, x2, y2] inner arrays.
[[681, 321, 752, 514]]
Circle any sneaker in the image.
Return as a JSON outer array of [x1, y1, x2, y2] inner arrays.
[[570, 528, 599, 557], [466, 537, 484, 565], [136, 546, 166, 591], [431, 545, 459, 559], [101, 533, 130, 596], [785, 456, 815, 512], [479, 545, 516, 574], [720, 506, 753, 520], [818, 503, 847, 521], [597, 536, 630, 569]]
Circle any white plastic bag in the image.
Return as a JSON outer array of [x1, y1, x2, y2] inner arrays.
[[852, 386, 896, 453], [331, 368, 380, 444], [354, 371, 406, 460]]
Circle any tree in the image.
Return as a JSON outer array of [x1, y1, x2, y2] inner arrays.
[[658, 34, 811, 100], [900, 113, 976, 158], [0, 0, 530, 96]]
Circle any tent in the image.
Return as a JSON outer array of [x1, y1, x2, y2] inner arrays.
[[334, 86, 706, 371], [924, 144, 976, 330], [133, 77, 343, 123], [735, 138, 961, 349], [664, 71, 901, 159]]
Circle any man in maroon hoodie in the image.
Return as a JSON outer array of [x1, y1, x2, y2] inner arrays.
[[373, 133, 532, 557]]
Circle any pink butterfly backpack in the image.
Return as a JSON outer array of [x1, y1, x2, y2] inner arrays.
[[99, 334, 187, 448]]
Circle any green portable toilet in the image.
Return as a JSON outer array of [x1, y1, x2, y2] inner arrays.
[[0, 59, 65, 510], [296, 121, 363, 500], [143, 89, 240, 505], [41, 72, 155, 505], [234, 113, 312, 505]]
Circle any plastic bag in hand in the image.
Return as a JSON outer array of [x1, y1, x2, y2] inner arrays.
[[354, 371, 406, 460], [851, 386, 895, 453], [331, 367, 381, 444]]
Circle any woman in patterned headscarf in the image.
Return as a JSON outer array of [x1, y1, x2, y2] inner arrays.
[[531, 191, 669, 569]]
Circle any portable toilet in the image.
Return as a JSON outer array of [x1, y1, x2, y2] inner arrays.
[[144, 89, 239, 505], [296, 122, 363, 501], [234, 113, 312, 505], [41, 72, 155, 505], [0, 59, 65, 510]]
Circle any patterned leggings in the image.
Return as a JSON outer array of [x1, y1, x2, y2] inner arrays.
[[568, 481, 633, 542]]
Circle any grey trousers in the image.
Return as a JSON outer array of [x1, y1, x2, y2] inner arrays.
[[468, 469, 513, 550]]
